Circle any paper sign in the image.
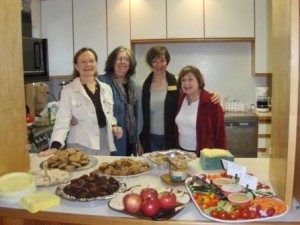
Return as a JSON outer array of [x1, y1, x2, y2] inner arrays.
[[239, 173, 258, 190], [221, 159, 232, 170], [227, 162, 247, 178]]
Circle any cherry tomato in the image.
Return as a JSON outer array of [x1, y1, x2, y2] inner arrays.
[[257, 182, 263, 189], [219, 211, 229, 220], [210, 209, 219, 218], [240, 209, 250, 219], [229, 212, 238, 220], [249, 211, 259, 219]]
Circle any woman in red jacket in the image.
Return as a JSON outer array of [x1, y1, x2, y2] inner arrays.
[[175, 65, 227, 157]]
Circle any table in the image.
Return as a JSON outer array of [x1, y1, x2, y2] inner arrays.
[[0, 154, 299, 225]]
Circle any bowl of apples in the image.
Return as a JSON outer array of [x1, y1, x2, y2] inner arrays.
[[108, 185, 190, 220]]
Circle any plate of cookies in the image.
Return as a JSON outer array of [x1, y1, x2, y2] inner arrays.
[[94, 157, 151, 178], [41, 148, 98, 172]]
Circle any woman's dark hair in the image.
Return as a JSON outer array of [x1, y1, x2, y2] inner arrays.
[[145, 46, 171, 67], [73, 47, 98, 77], [177, 65, 205, 90], [105, 46, 137, 77]]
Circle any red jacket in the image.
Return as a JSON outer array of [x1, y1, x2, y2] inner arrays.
[[175, 89, 227, 157]]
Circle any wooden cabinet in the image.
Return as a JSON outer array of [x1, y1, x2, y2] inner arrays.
[[130, 0, 166, 39], [254, 0, 272, 76], [167, 0, 204, 38], [41, 0, 73, 76], [107, 0, 131, 53], [0, 0, 30, 175], [204, 0, 254, 38], [73, 0, 107, 74], [257, 116, 272, 156], [42, 0, 108, 76]]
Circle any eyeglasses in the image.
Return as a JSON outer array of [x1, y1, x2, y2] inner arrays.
[[116, 57, 130, 63]]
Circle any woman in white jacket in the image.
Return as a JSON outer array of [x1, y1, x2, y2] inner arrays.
[[39, 48, 122, 156]]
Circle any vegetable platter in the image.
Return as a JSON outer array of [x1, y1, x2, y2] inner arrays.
[[185, 173, 289, 223]]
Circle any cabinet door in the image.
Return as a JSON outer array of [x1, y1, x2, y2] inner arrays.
[[130, 0, 166, 39], [254, 0, 272, 74], [41, 0, 73, 76], [107, 0, 130, 53], [73, 0, 107, 74], [167, 0, 204, 38], [204, 0, 254, 38]]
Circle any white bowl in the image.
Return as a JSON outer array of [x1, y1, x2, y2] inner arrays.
[[212, 177, 233, 189], [221, 183, 242, 197], [228, 192, 253, 207], [0, 172, 36, 202]]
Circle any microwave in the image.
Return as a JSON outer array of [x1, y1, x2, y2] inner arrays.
[[22, 37, 49, 83]]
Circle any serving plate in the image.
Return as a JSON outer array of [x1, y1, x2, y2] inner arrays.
[[185, 177, 289, 223], [96, 158, 151, 178], [108, 187, 191, 221], [55, 175, 124, 202], [143, 149, 196, 169], [30, 169, 72, 187], [40, 155, 98, 172]]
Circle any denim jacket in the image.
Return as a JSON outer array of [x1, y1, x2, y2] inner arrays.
[[99, 74, 138, 156]]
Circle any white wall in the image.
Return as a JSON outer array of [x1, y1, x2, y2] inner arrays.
[[133, 42, 269, 107]]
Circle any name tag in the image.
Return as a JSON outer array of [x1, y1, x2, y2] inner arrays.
[[168, 85, 177, 91]]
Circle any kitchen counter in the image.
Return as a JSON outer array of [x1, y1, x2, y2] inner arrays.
[[0, 154, 299, 225]]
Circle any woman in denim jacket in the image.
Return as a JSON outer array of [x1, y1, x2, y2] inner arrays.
[[100, 46, 138, 156]]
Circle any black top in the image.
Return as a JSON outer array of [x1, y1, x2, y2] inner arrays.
[[139, 71, 179, 153], [83, 82, 107, 128]]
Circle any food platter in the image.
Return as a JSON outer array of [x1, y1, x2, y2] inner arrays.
[[143, 149, 196, 169], [30, 169, 72, 187], [95, 158, 152, 178], [40, 155, 98, 172], [185, 176, 289, 223], [108, 185, 191, 221], [55, 175, 124, 202], [108, 199, 190, 221]]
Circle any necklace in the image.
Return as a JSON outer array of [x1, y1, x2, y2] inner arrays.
[[187, 95, 199, 105]]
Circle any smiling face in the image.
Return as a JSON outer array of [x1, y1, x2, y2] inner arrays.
[[74, 50, 97, 78], [114, 50, 130, 78], [180, 72, 200, 97], [151, 54, 168, 76]]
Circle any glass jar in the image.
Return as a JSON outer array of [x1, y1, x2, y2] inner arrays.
[[169, 159, 188, 182]]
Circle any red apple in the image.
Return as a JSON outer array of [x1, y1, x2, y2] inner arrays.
[[123, 192, 142, 214], [140, 197, 160, 217], [140, 188, 158, 200], [157, 191, 177, 211]]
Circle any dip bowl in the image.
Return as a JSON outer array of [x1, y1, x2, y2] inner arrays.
[[221, 184, 243, 197], [227, 192, 253, 207], [212, 177, 233, 189]]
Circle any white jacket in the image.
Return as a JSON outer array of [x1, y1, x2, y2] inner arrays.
[[50, 77, 117, 152]]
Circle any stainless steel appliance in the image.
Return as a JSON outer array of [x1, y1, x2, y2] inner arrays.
[[27, 126, 53, 153], [22, 37, 49, 83], [225, 111, 258, 158]]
